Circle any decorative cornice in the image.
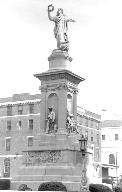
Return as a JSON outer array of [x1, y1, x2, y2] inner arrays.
[[40, 82, 78, 93], [34, 69, 85, 85]]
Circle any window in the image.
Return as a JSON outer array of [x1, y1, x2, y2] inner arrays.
[[3, 158, 10, 177], [28, 137, 33, 147], [29, 104, 34, 114], [85, 118, 88, 127], [109, 154, 115, 165], [90, 120, 94, 128], [102, 134, 105, 140], [96, 134, 100, 145], [7, 120, 11, 131], [18, 120, 22, 129], [94, 148, 100, 162], [91, 136, 93, 142], [28, 119, 33, 130], [115, 134, 119, 140], [85, 130, 88, 139], [82, 117, 86, 126], [96, 122, 100, 130], [5, 138, 11, 151], [7, 106, 12, 116], [102, 167, 108, 178], [18, 105, 23, 115]]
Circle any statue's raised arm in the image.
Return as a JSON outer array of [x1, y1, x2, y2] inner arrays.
[[67, 18, 76, 23], [48, 5, 56, 21], [47, 5, 75, 52]]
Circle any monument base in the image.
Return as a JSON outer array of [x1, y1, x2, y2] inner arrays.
[[11, 134, 90, 191]]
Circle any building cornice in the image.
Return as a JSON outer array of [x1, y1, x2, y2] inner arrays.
[[77, 112, 101, 122], [0, 113, 40, 119], [0, 99, 41, 108]]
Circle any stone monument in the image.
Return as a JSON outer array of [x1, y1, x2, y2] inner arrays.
[[12, 5, 93, 191]]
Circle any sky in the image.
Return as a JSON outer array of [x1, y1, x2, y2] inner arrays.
[[0, 0, 122, 120]]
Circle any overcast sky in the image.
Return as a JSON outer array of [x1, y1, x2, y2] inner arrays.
[[0, 0, 122, 120]]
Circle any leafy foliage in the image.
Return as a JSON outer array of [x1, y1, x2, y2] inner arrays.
[[18, 184, 32, 191], [115, 187, 122, 192], [38, 182, 67, 191], [89, 184, 112, 192]]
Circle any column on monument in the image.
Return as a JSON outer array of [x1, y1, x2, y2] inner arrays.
[[40, 89, 47, 133], [73, 89, 78, 121], [67, 93, 73, 114], [57, 88, 67, 134]]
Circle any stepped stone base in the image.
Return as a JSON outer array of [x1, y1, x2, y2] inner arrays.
[[11, 135, 89, 191], [12, 162, 83, 190]]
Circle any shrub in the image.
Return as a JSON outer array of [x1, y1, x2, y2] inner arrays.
[[89, 184, 112, 192], [18, 184, 32, 191], [115, 187, 122, 192], [38, 182, 67, 191], [0, 179, 10, 190]]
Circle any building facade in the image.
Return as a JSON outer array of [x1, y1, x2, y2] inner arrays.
[[77, 106, 101, 182], [0, 93, 101, 183], [0, 93, 41, 178], [101, 120, 122, 182]]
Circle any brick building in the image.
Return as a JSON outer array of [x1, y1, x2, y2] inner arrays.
[[0, 93, 101, 182]]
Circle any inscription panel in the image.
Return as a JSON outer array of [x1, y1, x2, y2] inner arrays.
[[23, 150, 61, 166]]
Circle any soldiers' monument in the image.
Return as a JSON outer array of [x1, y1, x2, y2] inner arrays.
[[12, 5, 93, 191]]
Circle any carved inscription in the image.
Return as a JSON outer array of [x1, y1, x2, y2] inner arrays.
[[23, 150, 61, 166]]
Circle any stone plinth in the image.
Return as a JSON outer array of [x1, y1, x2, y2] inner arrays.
[[11, 134, 87, 191], [48, 49, 72, 71]]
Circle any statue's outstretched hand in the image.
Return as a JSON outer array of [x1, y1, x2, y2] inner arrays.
[[67, 18, 76, 23], [70, 19, 76, 22], [48, 4, 54, 12]]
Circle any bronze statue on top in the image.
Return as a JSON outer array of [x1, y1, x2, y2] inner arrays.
[[48, 4, 75, 52]]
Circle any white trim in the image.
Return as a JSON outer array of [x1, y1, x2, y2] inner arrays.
[[27, 136, 34, 138], [0, 113, 40, 119], [5, 137, 11, 139], [0, 154, 23, 158], [0, 99, 41, 107], [77, 123, 101, 131]]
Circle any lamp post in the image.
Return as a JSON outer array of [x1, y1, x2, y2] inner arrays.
[[79, 135, 89, 192], [79, 135, 88, 156]]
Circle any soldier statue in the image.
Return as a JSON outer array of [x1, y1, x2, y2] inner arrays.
[[46, 106, 56, 133], [66, 112, 78, 134]]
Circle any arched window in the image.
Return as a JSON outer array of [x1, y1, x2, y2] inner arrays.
[[109, 154, 115, 165]]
